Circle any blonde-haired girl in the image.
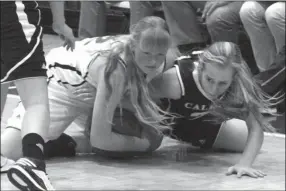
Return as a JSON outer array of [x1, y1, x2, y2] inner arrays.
[[150, 41, 282, 178], [1, 16, 174, 162]]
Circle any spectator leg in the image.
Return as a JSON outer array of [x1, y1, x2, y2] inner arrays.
[[206, 1, 243, 43], [161, 1, 206, 47], [265, 2, 285, 55], [240, 1, 276, 71], [78, 1, 107, 39], [129, 1, 154, 27]]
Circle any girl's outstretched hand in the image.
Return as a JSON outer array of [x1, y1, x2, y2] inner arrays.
[[226, 164, 266, 178]]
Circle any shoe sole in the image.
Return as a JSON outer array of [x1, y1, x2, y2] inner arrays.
[[7, 165, 46, 191]]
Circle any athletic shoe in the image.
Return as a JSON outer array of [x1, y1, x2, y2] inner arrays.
[[7, 157, 54, 190], [1, 155, 15, 173]]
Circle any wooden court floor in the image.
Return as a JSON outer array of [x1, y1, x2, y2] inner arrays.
[[1, 35, 285, 190]]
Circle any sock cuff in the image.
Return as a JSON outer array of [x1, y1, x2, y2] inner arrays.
[[22, 133, 45, 146]]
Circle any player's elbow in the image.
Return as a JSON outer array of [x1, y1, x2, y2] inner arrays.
[[147, 133, 164, 152]]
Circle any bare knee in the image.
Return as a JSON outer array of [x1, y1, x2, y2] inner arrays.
[[213, 119, 248, 152]]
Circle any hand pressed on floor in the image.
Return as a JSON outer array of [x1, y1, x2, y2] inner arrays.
[[226, 164, 266, 178]]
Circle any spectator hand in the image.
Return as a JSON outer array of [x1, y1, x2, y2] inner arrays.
[[226, 164, 266, 178], [202, 1, 230, 19], [52, 23, 75, 51]]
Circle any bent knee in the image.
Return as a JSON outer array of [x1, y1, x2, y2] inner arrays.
[[265, 3, 285, 27], [240, 1, 264, 23], [206, 4, 238, 28], [213, 119, 248, 152]]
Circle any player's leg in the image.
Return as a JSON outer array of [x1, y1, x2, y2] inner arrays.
[[6, 81, 80, 191], [1, 82, 11, 114], [130, 1, 154, 27], [212, 119, 248, 152], [78, 1, 107, 38], [0, 2, 52, 189], [1, 79, 82, 157], [170, 118, 248, 152]]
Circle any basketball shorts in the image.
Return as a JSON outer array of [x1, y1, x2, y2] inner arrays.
[[164, 117, 222, 149], [6, 80, 93, 142], [1, 1, 46, 83]]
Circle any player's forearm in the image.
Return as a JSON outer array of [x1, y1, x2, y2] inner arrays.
[[90, 109, 150, 152], [237, 114, 264, 166], [49, 1, 65, 25], [90, 91, 150, 152], [91, 109, 150, 151], [108, 133, 150, 152]]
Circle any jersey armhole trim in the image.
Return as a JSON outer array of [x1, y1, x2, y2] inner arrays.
[[174, 65, 185, 97]]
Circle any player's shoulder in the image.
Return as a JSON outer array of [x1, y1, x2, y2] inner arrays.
[[174, 55, 192, 64], [78, 35, 130, 53], [174, 55, 195, 72], [82, 35, 129, 45]]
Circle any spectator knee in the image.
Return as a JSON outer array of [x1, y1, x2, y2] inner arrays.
[[265, 2, 285, 28], [240, 1, 262, 24], [206, 6, 236, 32]]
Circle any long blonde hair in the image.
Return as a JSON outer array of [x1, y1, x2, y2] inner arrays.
[[197, 42, 283, 132], [103, 16, 173, 131]]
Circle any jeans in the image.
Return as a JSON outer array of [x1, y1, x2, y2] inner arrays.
[[78, 1, 107, 39], [206, 1, 244, 43], [161, 1, 208, 46], [240, 1, 285, 71]]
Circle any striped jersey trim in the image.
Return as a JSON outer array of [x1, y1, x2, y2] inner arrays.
[[47, 55, 127, 87], [174, 65, 185, 96], [1, 27, 43, 83], [15, 1, 37, 43]]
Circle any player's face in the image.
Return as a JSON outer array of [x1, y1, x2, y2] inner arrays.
[[200, 63, 234, 99], [133, 33, 169, 75]]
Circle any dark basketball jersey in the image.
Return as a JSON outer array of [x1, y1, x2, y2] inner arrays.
[[1, 1, 42, 47], [161, 56, 220, 147], [163, 57, 212, 122], [1, 1, 45, 83]]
